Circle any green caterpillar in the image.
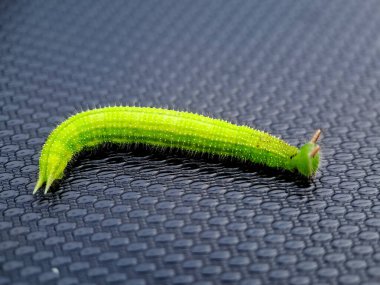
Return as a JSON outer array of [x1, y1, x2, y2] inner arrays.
[[34, 106, 321, 194]]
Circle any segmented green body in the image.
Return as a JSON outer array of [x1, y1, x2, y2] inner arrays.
[[34, 107, 320, 194]]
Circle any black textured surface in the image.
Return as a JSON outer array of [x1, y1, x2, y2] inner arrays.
[[1, 1, 380, 284]]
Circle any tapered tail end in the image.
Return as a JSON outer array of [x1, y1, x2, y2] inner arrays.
[[33, 177, 45, 194], [33, 176, 56, 195], [44, 178, 54, 195]]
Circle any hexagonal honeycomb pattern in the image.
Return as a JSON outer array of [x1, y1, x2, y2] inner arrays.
[[1, 1, 380, 284]]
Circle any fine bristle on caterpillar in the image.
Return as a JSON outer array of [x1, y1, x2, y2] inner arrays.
[[34, 106, 321, 194]]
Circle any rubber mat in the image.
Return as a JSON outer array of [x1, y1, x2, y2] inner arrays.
[[1, 1, 380, 284]]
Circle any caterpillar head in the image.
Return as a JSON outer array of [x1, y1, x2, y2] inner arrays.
[[292, 130, 321, 177]]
